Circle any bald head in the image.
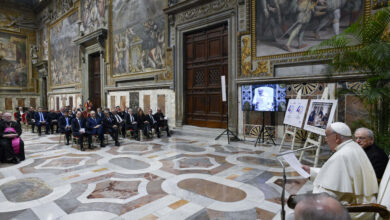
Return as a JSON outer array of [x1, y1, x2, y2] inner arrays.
[[295, 193, 350, 220], [2, 112, 12, 122]]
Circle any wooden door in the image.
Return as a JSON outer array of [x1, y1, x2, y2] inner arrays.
[[184, 23, 228, 128], [90, 53, 101, 109]]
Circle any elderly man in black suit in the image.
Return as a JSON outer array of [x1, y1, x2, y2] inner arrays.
[[34, 107, 49, 136], [102, 110, 120, 146], [86, 111, 105, 148], [354, 127, 389, 179], [125, 108, 139, 141], [71, 111, 89, 151]]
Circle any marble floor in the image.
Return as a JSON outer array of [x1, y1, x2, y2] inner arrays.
[[0, 128, 330, 220]]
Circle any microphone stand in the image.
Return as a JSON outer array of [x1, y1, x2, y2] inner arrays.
[[276, 145, 318, 220]]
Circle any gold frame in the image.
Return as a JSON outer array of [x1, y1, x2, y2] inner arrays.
[[250, 0, 372, 61], [48, 6, 80, 90], [0, 29, 32, 89], [109, 0, 169, 79]]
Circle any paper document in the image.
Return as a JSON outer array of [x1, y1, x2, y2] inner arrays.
[[282, 152, 310, 178]]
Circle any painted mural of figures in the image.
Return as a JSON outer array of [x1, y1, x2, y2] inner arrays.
[[112, 0, 165, 75], [81, 0, 106, 35]]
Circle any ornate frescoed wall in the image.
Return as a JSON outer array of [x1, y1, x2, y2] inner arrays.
[[38, 25, 48, 60], [80, 0, 107, 35], [112, 0, 166, 76], [49, 9, 79, 87], [254, 0, 364, 57], [0, 32, 28, 87]]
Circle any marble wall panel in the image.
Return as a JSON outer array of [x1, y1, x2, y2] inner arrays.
[[143, 95, 150, 111]]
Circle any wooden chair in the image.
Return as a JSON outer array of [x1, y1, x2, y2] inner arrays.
[[287, 159, 390, 219]]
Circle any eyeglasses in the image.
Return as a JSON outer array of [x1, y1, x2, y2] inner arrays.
[[355, 137, 367, 140]]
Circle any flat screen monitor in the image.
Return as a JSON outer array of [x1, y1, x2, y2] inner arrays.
[[242, 84, 287, 112]]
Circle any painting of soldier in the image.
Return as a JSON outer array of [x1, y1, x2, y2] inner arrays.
[[112, 0, 165, 75], [49, 11, 79, 86], [0, 32, 27, 87], [255, 0, 364, 57], [81, 0, 106, 35]]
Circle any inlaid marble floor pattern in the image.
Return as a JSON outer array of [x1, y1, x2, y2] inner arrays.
[[0, 131, 319, 220]]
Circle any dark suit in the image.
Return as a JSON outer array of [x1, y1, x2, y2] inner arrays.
[[86, 117, 104, 146], [71, 117, 88, 150], [125, 113, 139, 140], [146, 114, 160, 137], [112, 113, 126, 138], [26, 111, 36, 132], [96, 111, 105, 119], [102, 116, 119, 144], [14, 111, 23, 125], [34, 112, 49, 135], [364, 144, 389, 179], [137, 113, 150, 137], [154, 112, 170, 136], [58, 116, 72, 144], [48, 112, 59, 133]]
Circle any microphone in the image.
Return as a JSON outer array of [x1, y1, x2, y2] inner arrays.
[[277, 145, 318, 157]]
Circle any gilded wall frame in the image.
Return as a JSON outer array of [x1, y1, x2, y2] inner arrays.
[[372, 0, 389, 9], [0, 29, 33, 90], [109, 0, 170, 80], [245, 0, 372, 74], [48, 6, 80, 90]]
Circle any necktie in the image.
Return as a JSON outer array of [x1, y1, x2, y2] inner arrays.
[[66, 117, 69, 126], [78, 119, 81, 128], [116, 115, 122, 123], [150, 115, 155, 123], [130, 115, 133, 123], [40, 112, 44, 122]]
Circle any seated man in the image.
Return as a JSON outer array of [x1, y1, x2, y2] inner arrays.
[[86, 111, 105, 148], [125, 108, 139, 141], [354, 127, 389, 179], [14, 106, 24, 125], [48, 109, 59, 134], [146, 109, 160, 138], [58, 111, 72, 145], [71, 111, 89, 151], [102, 110, 120, 146], [294, 193, 351, 220], [96, 107, 105, 119], [154, 108, 171, 137], [112, 110, 126, 138], [26, 107, 36, 133], [302, 122, 378, 220], [0, 113, 25, 164], [34, 107, 49, 136]]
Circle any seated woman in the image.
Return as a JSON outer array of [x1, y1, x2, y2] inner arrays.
[[0, 112, 25, 164]]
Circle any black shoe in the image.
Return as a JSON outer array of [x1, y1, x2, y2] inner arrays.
[[167, 132, 171, 137], [100, 143, 106, 148], [9, 157, 20, 164], [66, 141, 69, 145], [80, 146, 85, 151], [157, 134, 161, 138], [38, 133, 41, 136], [88, 145, 93, 149], [115, 141, 120, 146]]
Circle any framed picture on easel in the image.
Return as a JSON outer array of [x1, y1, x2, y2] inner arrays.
[[283, 99, 309, 128], [303, 99, 338, 136]]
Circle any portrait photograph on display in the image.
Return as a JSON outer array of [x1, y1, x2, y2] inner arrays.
[[241, 84, 287, 112], [283, 99, 309, 128], [303, 99, 338, 136], [254, 0, 364, 57]]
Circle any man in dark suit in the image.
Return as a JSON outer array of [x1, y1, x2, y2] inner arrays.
[[68, 109, 75, 119], [102, 110, 120, 146], [34, 107, 49, 136], [77, 104, 83, 112], [26, 107, 36, 133], [58, 111, 72, 145], [71, 111, 89, 151], [14, 106, 24, 125], [125, 108, 139, 141], [48, 109, 59, 134], [154, 108, 171, 137], [112, 110, 126, 138], [146, 109, 160, 138], [86, 111, 105, 148], [355, 128, 389, 179], [96, 107, 105, 119]]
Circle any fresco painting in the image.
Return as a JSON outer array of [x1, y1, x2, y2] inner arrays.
[[0, 32, 27, 87], [81, 0, 106, 35], [112, 0, 165, 75], [255, 0, 364, 57], [49, 11, 79, 86]]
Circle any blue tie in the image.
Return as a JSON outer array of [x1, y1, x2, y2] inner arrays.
[[40, 113, 44, 121], [65, 118, 69, 126]]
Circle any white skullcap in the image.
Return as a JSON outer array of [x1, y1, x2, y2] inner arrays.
[[330, 122, 352, 137]]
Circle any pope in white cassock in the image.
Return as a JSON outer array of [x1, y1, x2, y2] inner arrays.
[[252, 87, 274, 111], [302, 122, 379, 220]]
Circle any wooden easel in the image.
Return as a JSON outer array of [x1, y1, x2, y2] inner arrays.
[[299, 87, 331, 167], [278, 90, 303, 152]]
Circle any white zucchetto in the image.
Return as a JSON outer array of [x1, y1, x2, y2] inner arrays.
[[330, 122, 352, 137]]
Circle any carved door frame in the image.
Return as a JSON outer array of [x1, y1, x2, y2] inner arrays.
[[174, 10, 238, 132]]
